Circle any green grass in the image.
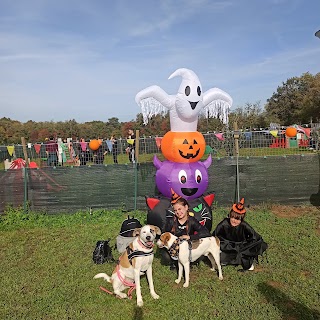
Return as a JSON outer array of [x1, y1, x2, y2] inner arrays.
[[1, 207, 320, 320]]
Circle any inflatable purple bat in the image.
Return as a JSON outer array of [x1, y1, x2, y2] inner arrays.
[[153, 155, 212, 200]]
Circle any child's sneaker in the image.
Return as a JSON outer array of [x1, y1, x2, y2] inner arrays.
[[248, 264, 254, 271]]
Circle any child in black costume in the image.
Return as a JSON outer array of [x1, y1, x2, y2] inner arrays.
[[213, 198, 268, 271], [162, 189, 210, 269]]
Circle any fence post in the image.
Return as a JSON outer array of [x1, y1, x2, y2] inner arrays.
[[134, 130, 140, 211], [233, 122, 240, 203], [21, 137, 29, 212]]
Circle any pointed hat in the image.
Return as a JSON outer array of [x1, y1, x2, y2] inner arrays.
[[232, 198, 246, 214], [171, 188, 181, 204]]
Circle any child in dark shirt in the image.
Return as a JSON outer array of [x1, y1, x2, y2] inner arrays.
[[162, 189, 210, 269]]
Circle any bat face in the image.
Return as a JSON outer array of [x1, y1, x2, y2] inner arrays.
[[154, 156, 211, 200]]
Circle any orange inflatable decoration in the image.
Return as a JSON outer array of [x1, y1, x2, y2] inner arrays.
[[285, 127, 297, 138], [161, 131, 206, 163], [89, 139, 101, 151]]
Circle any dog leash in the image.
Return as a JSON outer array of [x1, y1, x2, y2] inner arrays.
[[98, 264, 136, 300]]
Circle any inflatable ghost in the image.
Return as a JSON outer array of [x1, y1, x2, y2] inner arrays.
[[153, 154, 212, 200], [135, 68, 233, 131]]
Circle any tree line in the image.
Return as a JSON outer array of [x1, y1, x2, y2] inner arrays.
[[1, 72, 319, 144]]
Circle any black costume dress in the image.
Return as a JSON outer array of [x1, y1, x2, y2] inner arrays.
[[213, 218, 268, 270]]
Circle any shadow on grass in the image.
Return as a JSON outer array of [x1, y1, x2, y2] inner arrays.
[[258, 282, 320, 320], [133, 306, 143, 320]]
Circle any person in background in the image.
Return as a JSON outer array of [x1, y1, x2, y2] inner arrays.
[[93, 140, 107, 165], [126, 129, 135, 163], [212, 198, 268, 271], [45, 136, 58, 167], [78, 138, 89, 166], [110, 135, 118, 164]]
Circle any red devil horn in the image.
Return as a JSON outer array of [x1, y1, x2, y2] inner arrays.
[[146, 197, 160, 210], [203, 193, 215, 207]]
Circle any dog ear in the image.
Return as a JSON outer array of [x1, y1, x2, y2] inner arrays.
[[154, 226, 161, 235], [150, 225, 162, 235], [132, 228, 141, 237], [163, 232, 171, 243]]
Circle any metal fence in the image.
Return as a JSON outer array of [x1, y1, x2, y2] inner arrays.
[[1, 128, 319, 213], [0, 129, 318, 167]]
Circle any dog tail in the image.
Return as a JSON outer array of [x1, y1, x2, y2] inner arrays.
[[93, 273, 111, 282]]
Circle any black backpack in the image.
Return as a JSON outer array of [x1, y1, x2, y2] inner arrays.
[[92, 239, 114, 264], [119, 216, 142, 237]]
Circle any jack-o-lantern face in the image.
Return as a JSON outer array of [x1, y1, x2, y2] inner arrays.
[[161, 131, 205, 163]]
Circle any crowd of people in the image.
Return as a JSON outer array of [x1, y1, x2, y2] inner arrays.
[[44, 129, 135, 167]]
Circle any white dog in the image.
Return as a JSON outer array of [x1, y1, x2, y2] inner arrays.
[[157, 232, 223, 287], [94, 225, 161, 307]]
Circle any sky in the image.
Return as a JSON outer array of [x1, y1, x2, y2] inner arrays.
[[1, 0, 320, 124]]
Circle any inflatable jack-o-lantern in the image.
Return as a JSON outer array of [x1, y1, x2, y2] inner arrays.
[[161, 131, 205, 163], [89, 139, 101, 151], [285, 127, 297, 138]]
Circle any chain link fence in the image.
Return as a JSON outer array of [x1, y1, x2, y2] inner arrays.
[[1, 128, 319, 213]]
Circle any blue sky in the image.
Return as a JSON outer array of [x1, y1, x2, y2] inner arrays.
[[1, 0, 319, 123]]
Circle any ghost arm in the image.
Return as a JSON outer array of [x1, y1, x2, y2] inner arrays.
[[202, 88, 233, 125], [135, 85, 175, 125]]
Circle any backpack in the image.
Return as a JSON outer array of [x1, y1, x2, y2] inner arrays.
[[119, 215, 142, 237], [116, 216, 142, 253], [92, 239, 114, 264]]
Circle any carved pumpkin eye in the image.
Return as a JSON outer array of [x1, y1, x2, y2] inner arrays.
[[179, 170, 187, 184], [193, 139, 198, 144], [197, 86, 201, 96], [195, 169, 202, 184], [185, 86, 190, 96]]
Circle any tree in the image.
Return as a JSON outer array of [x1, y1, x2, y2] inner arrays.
[[228, 102, 267, 129], [265, 72, 320, 125]]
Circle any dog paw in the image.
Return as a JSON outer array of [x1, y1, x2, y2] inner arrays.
[[183, 283, 189, 288], [219, 276, 224, 280], [137, 299, 144, 307], [116, 292, 127, 299], [174, 279, 181, 284], [151, 293, 160, 300], [210, 268, 216, 271]]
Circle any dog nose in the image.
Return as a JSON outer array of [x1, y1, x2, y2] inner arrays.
[[146, 236, 151, 241]]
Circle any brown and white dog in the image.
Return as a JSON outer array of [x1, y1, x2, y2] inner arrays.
[[157, 232, 223, 287], [94, 225, 161, 307]]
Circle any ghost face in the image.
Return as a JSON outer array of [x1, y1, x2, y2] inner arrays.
[[153, 156, 212, 200], [175, 75, 204, 123]]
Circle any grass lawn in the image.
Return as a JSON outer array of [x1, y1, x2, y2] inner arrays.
[[0, 206, 319, 320]]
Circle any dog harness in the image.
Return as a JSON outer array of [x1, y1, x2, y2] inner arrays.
[[126, 242, 154, 265], [168, 239, 193, 262], [168, 239, 180, 260]]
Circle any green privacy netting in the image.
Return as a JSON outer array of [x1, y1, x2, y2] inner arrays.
[[0, 154, 319, 214]]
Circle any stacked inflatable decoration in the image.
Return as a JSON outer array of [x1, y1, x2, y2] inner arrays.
[[135, 68, 233, 231]]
